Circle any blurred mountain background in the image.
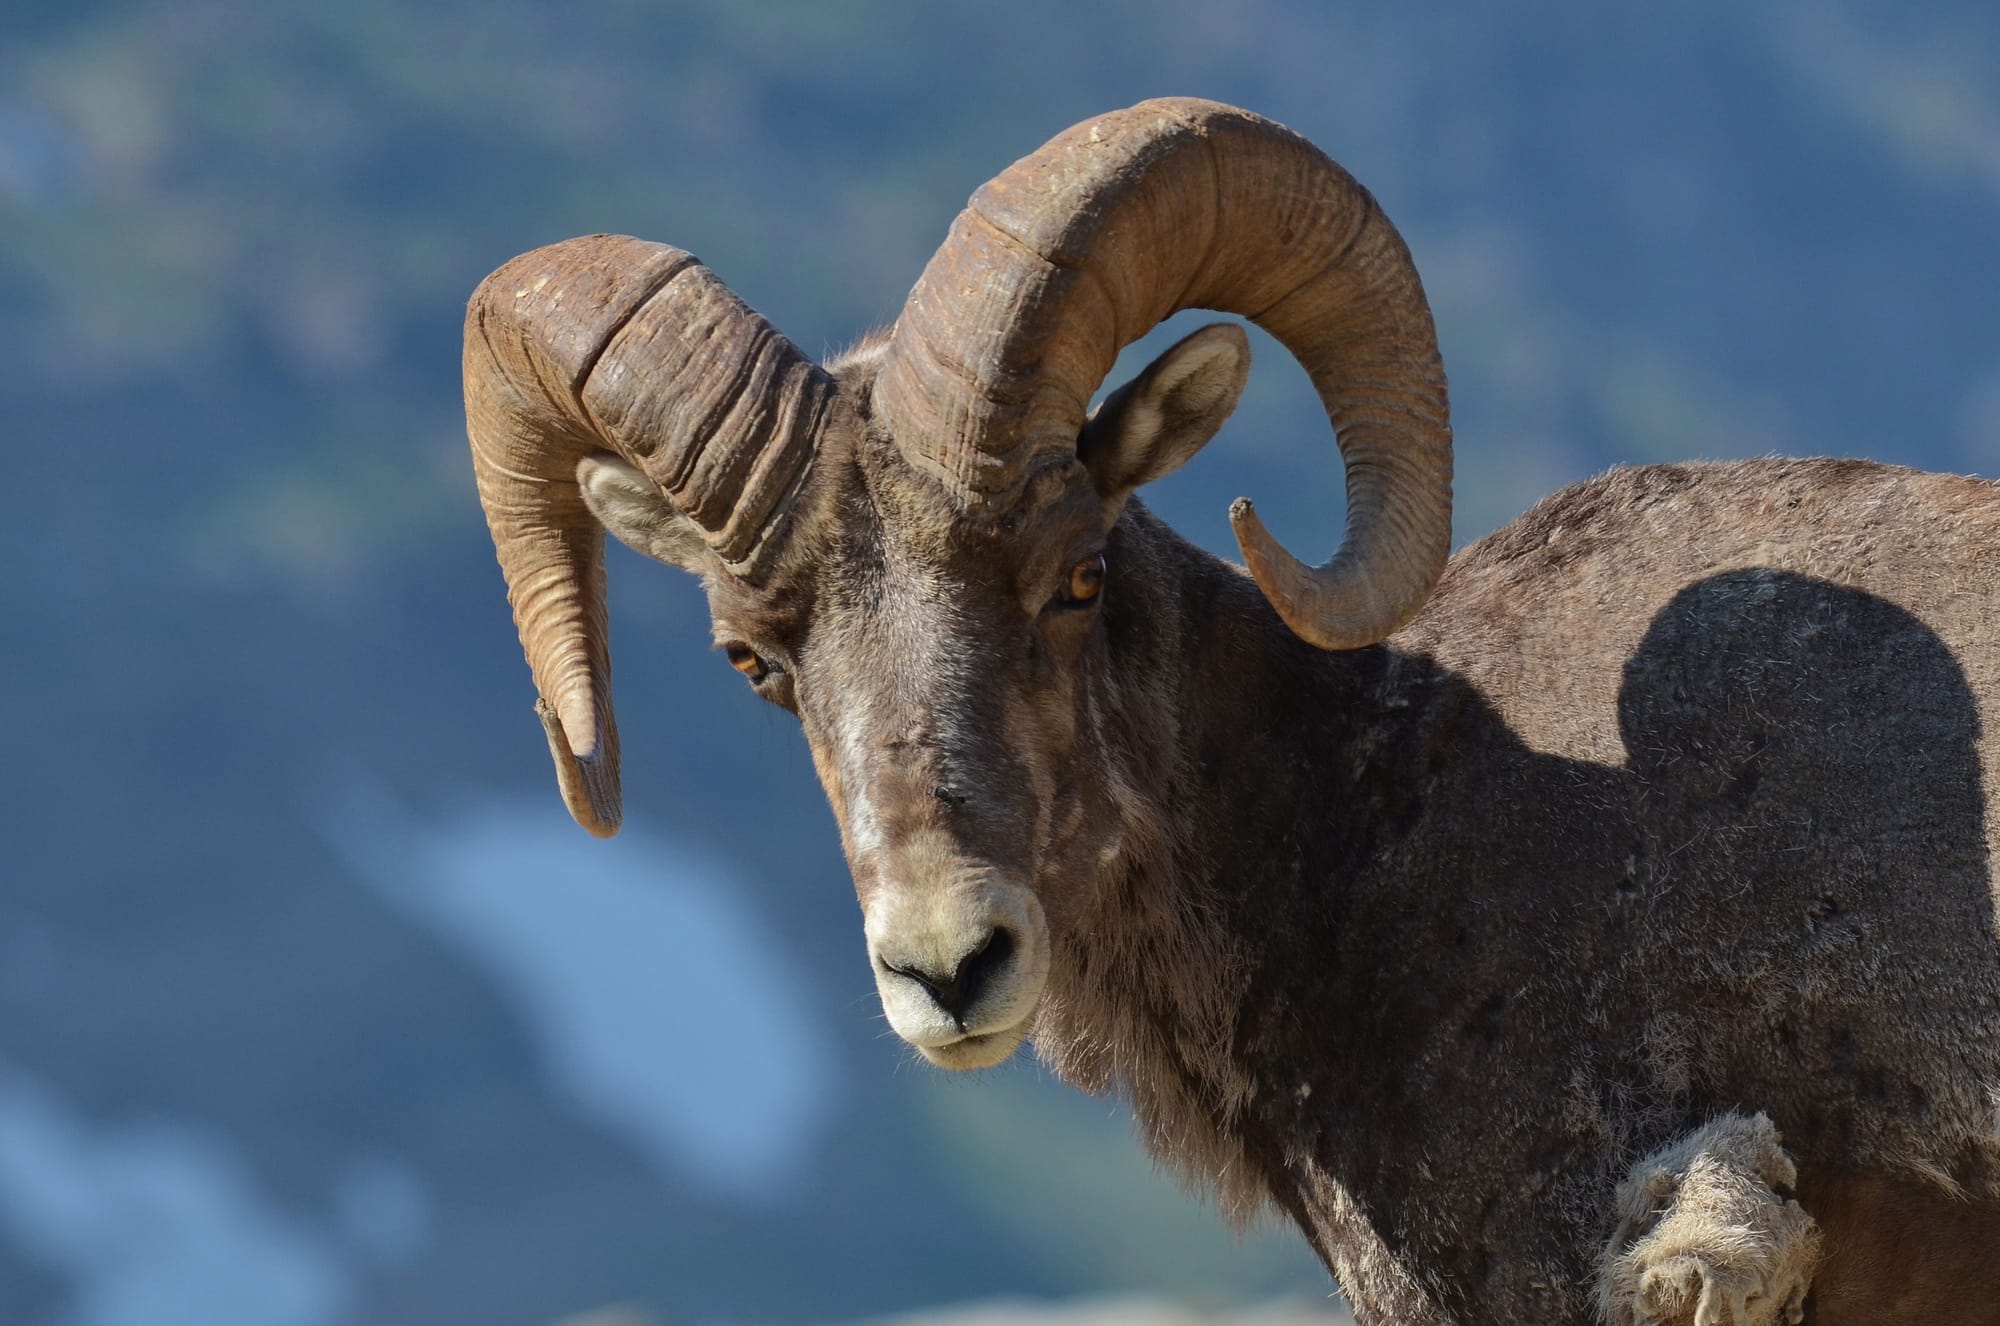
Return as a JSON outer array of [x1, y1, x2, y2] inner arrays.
[[1, 2, 1996, 1323]]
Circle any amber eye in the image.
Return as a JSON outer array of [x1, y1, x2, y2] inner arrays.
[[1065, 553, 1107, 604], [724, 643, 768, 682]]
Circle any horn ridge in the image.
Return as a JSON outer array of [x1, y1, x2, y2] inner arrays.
[[874, 98, 1451, 649], [465, 234, 828, 835]]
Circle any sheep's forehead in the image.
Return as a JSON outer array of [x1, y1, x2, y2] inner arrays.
[[742, 438, 1101, 629]]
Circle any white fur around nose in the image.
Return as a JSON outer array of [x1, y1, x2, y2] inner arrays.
[[864, 872, 1049, 1070]]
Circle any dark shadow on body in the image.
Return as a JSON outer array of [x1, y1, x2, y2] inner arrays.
[[1228, 569, 2000, 1321]]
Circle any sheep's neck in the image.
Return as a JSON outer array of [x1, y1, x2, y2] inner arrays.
[[1035, 512, 1453, 1322]]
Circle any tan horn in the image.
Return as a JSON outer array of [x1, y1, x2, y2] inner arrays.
[[465, 234, 832, 835], [873, 98, 1451, 648]]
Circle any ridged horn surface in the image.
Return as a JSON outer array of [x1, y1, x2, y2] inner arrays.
[[874, 98, 1451, 648], [465, 234, 831, 835]]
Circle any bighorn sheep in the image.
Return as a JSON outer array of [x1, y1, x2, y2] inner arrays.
[[463, 99, 2000, 1323]]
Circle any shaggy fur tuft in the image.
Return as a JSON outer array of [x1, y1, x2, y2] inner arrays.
[[1601, 1114, 1821, 1325]]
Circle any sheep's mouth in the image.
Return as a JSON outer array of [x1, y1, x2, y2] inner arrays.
[[865, 872, 1051, 1069], [915, 1019, 1031, 1071]]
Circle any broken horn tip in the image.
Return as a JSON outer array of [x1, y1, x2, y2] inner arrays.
[[553, 699, 599, 761]]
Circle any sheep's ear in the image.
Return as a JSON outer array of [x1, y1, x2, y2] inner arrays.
[[1078, 322, 1250, 517], [577, 455, 713, 574]]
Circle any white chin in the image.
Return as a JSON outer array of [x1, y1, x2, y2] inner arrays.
[[916, 1022, 1029, 1071]]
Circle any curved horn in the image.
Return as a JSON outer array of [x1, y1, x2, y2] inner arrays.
[[465, 234, 832, 835], [873, 99, 1450, 649]]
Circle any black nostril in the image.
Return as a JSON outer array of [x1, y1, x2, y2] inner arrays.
[[887, 928, 1016, 1023], [954, 927, 1013, 1015]]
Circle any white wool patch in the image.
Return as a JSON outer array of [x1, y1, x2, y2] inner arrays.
[[1599, 1113, 1820, 1326]]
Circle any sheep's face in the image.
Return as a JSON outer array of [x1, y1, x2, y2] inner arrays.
[[580, 324, 1248, 1069]]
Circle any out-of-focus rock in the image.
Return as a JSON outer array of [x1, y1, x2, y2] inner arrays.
[[555, 1307, 658, 1326], [852, 1295, 1352, 1326]]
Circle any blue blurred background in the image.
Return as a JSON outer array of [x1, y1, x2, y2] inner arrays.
[[2, 3, 1996, 1323]]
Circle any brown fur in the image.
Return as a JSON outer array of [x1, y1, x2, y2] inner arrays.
[[1800, 1171, 2000, 1322], [589, 329, 2000, 1323]]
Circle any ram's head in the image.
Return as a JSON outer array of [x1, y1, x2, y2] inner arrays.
[[464, 98, 1451, 1069]]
